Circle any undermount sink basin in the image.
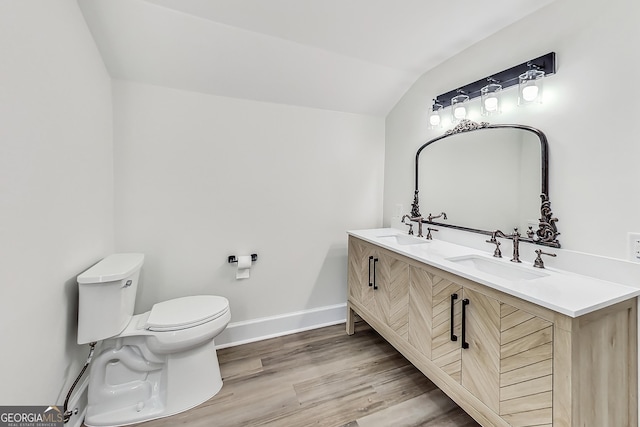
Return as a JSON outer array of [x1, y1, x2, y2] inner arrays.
[[377, 234, 430, 246], [446, 255, 548, 281]]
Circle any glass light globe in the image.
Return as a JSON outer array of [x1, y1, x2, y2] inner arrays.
[[522, 85, 539, 102], [484, 97, 498, 112], [428, 102, 443, 129], [453, 105, 466, 119], [480, 82, 502, 116], [518, 69, 545, 105], [451, 94, 469, 122]]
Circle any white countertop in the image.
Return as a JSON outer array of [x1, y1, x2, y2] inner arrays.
[[349, 228, 640, 318]]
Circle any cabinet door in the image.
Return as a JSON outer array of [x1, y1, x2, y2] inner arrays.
[[429, 275, 501, 413], [499, 304, 553, 427], [347, 238, 408, 337], [428, 273, 553, 425], [461, 288, 501, 414], [408, 265, 433, 358], [377, 252, 409, 340], [348, 238, 377, 315], [430, 273, 463, 383]]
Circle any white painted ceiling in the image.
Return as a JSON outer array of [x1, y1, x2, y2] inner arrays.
[[78, 0, 554, 116]]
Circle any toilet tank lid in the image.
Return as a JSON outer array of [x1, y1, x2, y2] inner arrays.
[[77, 253, 145, 284]]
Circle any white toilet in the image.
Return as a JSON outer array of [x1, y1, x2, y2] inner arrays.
[[77, 253, 231, 427]]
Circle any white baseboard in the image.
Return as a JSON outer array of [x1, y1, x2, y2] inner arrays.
[[215, 303, 347, 349], [65, 375, 89, 427]]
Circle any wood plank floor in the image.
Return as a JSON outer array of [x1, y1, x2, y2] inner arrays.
[[134, 322, 480, 427]]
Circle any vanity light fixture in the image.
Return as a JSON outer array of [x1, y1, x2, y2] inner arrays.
[[451, 92, 469, 122], [481, 80, 502, 116], [431, 52, 556, 115], [428, 100, 443, 129], [518, 65, 545, 105]]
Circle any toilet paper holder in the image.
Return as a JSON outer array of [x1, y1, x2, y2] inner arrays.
[[228, 254, 258, 264]]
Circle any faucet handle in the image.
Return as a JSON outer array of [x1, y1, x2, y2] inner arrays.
[[534, 249, 556, 268], [406, 223, 414, 235], [426, 227, 438, 240], [401, 215, 414, 235], [486, 237, 502, 258]]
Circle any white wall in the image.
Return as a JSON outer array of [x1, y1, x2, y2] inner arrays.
[[0, 1, 113, 405], [113, 81, 384, 324], [384, 0, 640, 261]]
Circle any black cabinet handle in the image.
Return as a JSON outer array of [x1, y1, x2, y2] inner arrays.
[[461, 298, 470, 349], [450, 293, 458, 342], [368, 256, 374, 287], [373, 258, 379, 290]]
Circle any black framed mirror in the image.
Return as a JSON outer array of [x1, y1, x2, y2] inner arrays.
[[412, 119, 560, 247]]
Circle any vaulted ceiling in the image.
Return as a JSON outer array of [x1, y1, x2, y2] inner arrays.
[[78, 0, 554, 116]]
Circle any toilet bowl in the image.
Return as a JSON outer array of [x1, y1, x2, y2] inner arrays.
[[77, 254, 231, 427]]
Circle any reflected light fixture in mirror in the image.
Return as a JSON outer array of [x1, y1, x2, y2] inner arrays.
[[519, 68, 545, 105], [428, 100, 443, 129], [451, 93, 469, 122], [481, 82, 502, 116]]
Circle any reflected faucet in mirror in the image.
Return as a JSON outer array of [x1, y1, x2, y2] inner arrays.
[[491, 228, 521, 263], [427, 212, 447, 222]]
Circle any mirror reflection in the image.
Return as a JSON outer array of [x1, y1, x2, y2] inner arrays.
[[414, 121, 559, 247], [419, 128, 540, 232]]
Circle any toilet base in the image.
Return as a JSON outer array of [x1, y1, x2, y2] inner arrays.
[[84, 340, 223, 427]]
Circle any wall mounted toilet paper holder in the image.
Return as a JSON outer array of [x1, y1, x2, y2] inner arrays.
[[228, 254, 258, 264]]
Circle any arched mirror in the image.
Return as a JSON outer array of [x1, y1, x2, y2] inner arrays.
[[412, 119, 560, 247]]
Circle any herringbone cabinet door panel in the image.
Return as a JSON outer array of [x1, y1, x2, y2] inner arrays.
[[499, 304, 553, 427], [387, 256, 409, 339], [461, 288, 501, 413], [431, 274, 462, 383], [409, 266, 433, 357], [347, 238, 366, 303]]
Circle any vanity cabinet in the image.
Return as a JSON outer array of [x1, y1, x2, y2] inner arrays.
[[346, 235, 637, 427], [347, 237, 409, 340], [412, 263, 553, 424]]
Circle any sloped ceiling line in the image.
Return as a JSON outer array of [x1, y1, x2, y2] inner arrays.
[[78, 0, 555, 116]]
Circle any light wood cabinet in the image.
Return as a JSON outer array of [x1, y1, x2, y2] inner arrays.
[[408, 265, 435, 359], [346, 236, 637, 427], [460, 287, 502, 414], [428, 268, 553, 424], [499, 304, 553, 426], [347, 237, 409, 340]]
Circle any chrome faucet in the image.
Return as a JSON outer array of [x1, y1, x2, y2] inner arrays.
[[401, 214, 414, 235], [427, 212, 447, 222], [403, 214, 425, 237], [511, 229, 521, 263], [492, 228, 521, 263]]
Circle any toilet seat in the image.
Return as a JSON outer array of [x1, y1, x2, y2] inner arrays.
[[146, 295, 229, 332]]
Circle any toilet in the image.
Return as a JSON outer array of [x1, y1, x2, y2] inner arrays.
[[77, 253, 231, 427]]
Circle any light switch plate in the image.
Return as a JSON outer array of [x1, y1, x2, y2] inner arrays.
[[628, 232, 640, 262]]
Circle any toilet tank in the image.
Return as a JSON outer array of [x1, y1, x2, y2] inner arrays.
[[77, 253, 145, 344]]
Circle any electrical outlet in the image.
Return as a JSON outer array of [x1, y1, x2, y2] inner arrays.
[[628, 232, 640, 262]]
